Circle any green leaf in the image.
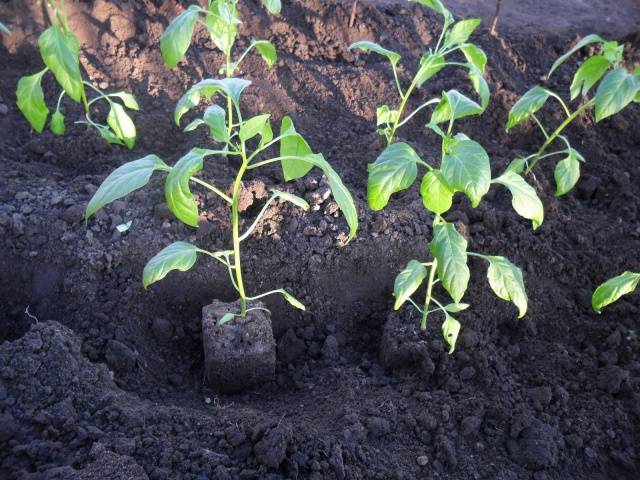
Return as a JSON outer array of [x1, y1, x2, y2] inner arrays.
[[85, 155, 169, 219], [240, 114, 271, 142], [420, 170, 453, 214], [377, 105, 398, 126], [506, 86, 550, 130], [431, 89, 483, 124], [164, 148, 211, 227], [592, 271, 640, 313], [367, 142, 420, 211], [442, 314, 461, 354], [39, 25, 84, 102], [50, 110, 65, 135], [175, 78, 251, 125], [348, 40, 401, 66], [415, 53, 445, 87], [281, 290, 305, 310], [0, 21, 10, 34], [484, 255, 527, 318], [204, 1, 239, 53], [110, 91, 140, 110], [554, 148, 582, 196], [428, 222, 469, 303], [17, 70, 49, 133], [569, 55, 611, 100], [261, 0, 282, 14], [594, 68, 640, 122], [219, 312, 236, 325], [548, 34, 605, 77], [143, 241, 199, 288], [460, 43, 487, 72], [441, 136, 490, 207], [252, 40, 277, 67], [284, 153, 358, 241], [161, 5, 200, 69], [272, 190, 310, 210], [95, 124, 124, 146], [107, 103, 136, 149], [203, 104, 228, 142], [505, 157, 526, 174], [444, 303, 469, 313], [602, 41, 624, 65], [279, 116, 314, 181], [412, 0, 453, 23], [393, 260, 428, 310], [493, 170, 544, 229], [443, 19, 481, 48], [468, 64, 490, 109]]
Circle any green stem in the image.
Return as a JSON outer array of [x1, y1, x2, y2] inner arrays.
[[225, 47, 234, 138], [421, 258, 438, 330], [524, 99, 594, 175], [190, 177, 232, 204], [232, 149, 249, 315], [388, 77, 419, 145]]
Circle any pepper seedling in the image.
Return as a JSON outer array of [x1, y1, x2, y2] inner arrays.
[[351, 0, 536, 352], [592, 271, 640, 313], [85, 78, 358, 321], [160, 0, 280, 140], [16, 0, 139, 148], [506, 34, 640, 196]]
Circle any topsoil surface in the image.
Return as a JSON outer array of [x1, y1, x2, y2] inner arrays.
[[1, 0, 640, 479]]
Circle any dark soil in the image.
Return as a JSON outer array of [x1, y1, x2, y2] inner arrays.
[[1, 1, 640, 479]]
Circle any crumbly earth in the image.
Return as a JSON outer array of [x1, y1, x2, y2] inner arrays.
[[1, 1, 640, 479]]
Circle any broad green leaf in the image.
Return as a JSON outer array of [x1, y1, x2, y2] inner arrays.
[[95, 124, 124, 146], [443, 19, 481, 49], [416, 53, 445, 87], [261, 0, 282, 14], [260, 119, 274, 147], [393, 260, 428, 310], [554, 149, 582, 196], [377, 105, 398, 126], [493, 170, 543, 229], [281, 290, 305, 310], [592, 271, 640, 313], [484, 255, 527, 318], [143, 241, 199, 288], [16, 70, 49, 133], [252, 40, 277, 67], [548, 34, 605, 77], [367, 142, 420, 210], [442, 314, 461, 354], [272, 190, 310, 210], [202, 104, 228, 142], [279, 116, 313, 181], [175, 78, 251, 125], [349, 40, 401, 66], [428, 222, 469, 303], [110, 91, 139, 110], [283, 153, 358, 241], [431, 89, 482, 124], [602, 41, 624, 65], [468, 63, 490, 108], [420, 170, 453, 214], [85, 155, 169, 219], [161, 5, 200, 69], [506, 86, 550, 130], [107, 103, 136, 149], [594, 68, 640, 122], [50, 110, 65, 135], [444, 303, 469, 313], [164, 148, 211, 227], [412, 0, 453, 23], [441, 136, 490, 207], [460, 43, 487, 72], [569, 55, 611, 100], [0, 21, 9, 34], [204, 1, 239, 53], [505, 157, 526, 174], [39, 25, 84, 102], [240, 114, 271, 142]]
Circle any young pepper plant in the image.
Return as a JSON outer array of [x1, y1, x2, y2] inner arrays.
[[592, 271, 640, 313], [506, 35, 640, 196], [85, 78, 358, 322], [16, 0, 138, 148], [351, 0, 536, 352], [160, 0, 279, 139]]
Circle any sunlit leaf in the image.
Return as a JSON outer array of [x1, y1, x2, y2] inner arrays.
[[143, 241, 199, 288], [367, 142, 420, 211], [17, 70, 49, 133], [393, 260, 428, 310], [592, 271, 640, 313]]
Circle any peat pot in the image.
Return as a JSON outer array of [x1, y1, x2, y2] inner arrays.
[[202, 299, 276, 393]]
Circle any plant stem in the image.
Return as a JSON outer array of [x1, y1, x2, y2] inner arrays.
[[232, 150, 249, 315], [525, 100, 594, 174], [388, 78, 419, 145], [421, 258, 438, 330], [225, 47, 234, 138]]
